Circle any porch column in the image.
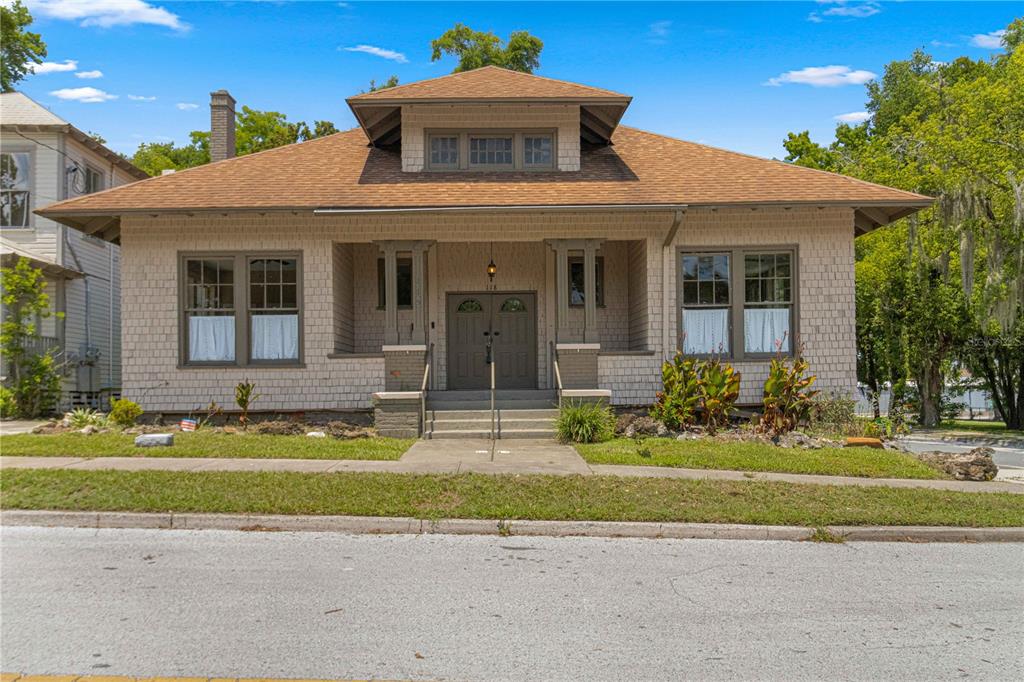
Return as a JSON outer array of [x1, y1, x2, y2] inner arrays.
[[411, 242, 429, 345], [379, 243, 399, 345], [553, 242, 571, 342], [583, 240, 600, 344]]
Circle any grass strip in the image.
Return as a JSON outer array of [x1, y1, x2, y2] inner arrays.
[[2, 469, 1022, 527], [0, 432, 413, 460], [576, 438, 945, 480], [937, 420, 1020, 436]]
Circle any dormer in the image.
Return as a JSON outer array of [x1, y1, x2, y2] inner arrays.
[[346, 66, 631, 172]]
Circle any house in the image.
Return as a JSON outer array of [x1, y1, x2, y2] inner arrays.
[[1, 92, 148, 409], [37, 67, 931, 436]]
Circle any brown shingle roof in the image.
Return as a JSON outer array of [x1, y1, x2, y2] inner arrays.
[[348, 65, 629, 102], [38, 126, 931, 229]]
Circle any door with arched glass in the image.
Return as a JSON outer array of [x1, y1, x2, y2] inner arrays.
[[446, 292, 537, 389]]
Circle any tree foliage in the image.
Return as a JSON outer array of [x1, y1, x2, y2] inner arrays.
[[430, 23, 543, 73], [130, 105, 339, 176], [784, 19, 1024, 429], [1, 0, 46, 92]]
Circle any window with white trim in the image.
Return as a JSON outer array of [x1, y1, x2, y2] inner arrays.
[[1, 152, 31, 227], [83, 166, 104, 194]]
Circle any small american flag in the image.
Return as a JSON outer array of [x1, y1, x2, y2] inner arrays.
[[180, 418, 198, 432]]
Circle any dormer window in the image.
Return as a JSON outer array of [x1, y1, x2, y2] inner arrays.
[[425, 130, 556, 171]]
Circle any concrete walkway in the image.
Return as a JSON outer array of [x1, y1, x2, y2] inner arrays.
[[0, 419, 47, 435], [3, 437, 1023, 493]]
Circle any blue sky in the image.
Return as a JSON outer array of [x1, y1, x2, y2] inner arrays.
[[15, 1, 1019, 159]]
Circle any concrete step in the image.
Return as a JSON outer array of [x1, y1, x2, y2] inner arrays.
[[425, 429, 494, 440], [429, 389, 557, 402], [427, 408, 558, 420], [424, 428, 556, 440], [495, 429, 556, 439], [427, 400, 557, 410]]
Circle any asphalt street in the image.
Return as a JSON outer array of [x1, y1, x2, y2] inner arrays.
[[2, 526, 1022, 680]]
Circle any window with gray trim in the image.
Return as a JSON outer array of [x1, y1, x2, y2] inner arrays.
[[181, 253, 303, 366], [1, 152, 31, 227], [429, 135, 459, 168], [424, 130, 557, 171], [523, 135, 553, 168], [678, 248, 797, 359], [83, 165, 104, 194], [469, 136, 513, 167]]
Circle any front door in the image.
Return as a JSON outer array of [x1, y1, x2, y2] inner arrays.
[[446, 292, 537, 390]]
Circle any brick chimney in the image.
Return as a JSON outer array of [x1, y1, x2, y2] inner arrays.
[[209, 90, 236, 162]]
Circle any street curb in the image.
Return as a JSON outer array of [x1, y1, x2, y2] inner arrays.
[[3, 510, 1023, 543]]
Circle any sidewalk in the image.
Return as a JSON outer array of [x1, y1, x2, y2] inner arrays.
[[3, 436, 1023, 494]]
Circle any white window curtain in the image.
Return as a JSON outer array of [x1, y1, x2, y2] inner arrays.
[[744, 307, 791, 354], [251, 314, 299, 361], [189, 315, 235, 362], [682, 308, 730, 355]]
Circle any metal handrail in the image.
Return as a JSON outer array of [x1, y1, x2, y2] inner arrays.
[[490, 359, 497, 440], [420, 343, 433, 437], [550, 341, 564, 408]]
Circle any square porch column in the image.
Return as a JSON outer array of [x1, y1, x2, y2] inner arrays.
[[582, 240, 600, 344]]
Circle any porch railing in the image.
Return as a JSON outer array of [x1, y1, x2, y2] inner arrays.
[[550, 341, 564, 408], [420, 343, 433, 437]]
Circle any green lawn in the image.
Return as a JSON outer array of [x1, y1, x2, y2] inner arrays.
[[937, 420, 1020, 436], [2, 469, 1021, 527], [576, 438, 945, 480], [0, 431, 413, 460]]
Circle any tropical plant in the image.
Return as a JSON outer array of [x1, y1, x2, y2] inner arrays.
[[234, 380, 260, 426], [108, 398, 144, 428], [67, 407, 107, 429], [1, 257, 64, 417], [760, 356, 820, 435], [0, 386, 16, 418], [699, 359, 741, 434], [650, 354, 702, 430], [555, 400, 614, 444]]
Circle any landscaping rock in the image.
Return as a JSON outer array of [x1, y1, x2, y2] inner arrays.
[[135, 433, 174, 447], [306, 431, 327, 438], [846, 436, 884, 449], [79, 425, 99, 435], [915, 447, 998, 481]]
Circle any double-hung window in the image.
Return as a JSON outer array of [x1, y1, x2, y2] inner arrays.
[[1, 151, 31, 227], [678, 248, 796, 359], [181, 253, 302, 366]]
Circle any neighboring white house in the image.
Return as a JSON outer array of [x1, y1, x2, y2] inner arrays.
[[1, 91, 148, 409]]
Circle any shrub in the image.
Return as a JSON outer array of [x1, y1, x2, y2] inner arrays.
[[67, 407, 108, 429], [651, 354, 701, 430], [808, 395, 857, 436], [234, 380, 260, 426], [108, 398, 144, 428], [700, 358, 741, 434], [555, 400, 614, 443], [760, 357, 819, 435], [0, 386, 16, 418]]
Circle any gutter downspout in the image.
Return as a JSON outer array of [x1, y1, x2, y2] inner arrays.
[[662, 209, 685, 360]]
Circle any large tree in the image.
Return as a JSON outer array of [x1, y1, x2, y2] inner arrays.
[[130, 106, 338, 176], [1, 0, 46, 92], [430, 23, 543, 73], [784, 19, 1024, 429]]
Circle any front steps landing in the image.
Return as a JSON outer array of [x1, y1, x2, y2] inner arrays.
[[424, 390, 558, 440]]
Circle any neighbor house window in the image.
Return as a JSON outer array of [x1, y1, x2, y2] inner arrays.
[[377, 257, 413, 308], [469, 136, 513, 167], [523, 135, 553, 168], [428, 135, 459, 169], [568, 256, 605, 307], [678, 248, 796, 359], [181, 253, 302, 366], [83, 165, 104, 194], [680, 253, 731, 355], [1, 151, 31, 227]]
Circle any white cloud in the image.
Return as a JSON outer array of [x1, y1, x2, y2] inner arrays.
[[342, 44, 408, 63], [29, 59, 78, 74], [970, 30, 1005, 49], [809, 1, 881, 23], [834, 111, 871, 123], [176, 102, 198, 110], [765, 65, 877, 87], [127, 94, 156, 101], [27, 0, 188, 31], [647, 20, 672, 44], [49, 86, 117, 103], [75, 69, 103, 79]]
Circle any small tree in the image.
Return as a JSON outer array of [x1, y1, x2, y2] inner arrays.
[[1, 257, 63, 417]]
